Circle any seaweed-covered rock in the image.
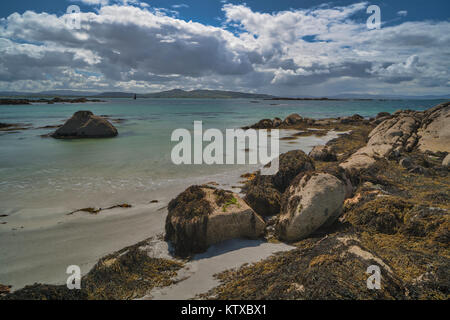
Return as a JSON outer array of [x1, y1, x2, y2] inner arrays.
[[272, 117, 282, 127], [344, 196, 414, 234], [272, 150, 315, 191], [276, 172, 347, 241], [165, 186, 265, 257], [340, 114, 364, 124], [52, 111, 118, 139], [309, 145, 337, 162], [243, 150, 314, 216], [198, 232, 406, 300], [243, 176, 281, 216], [283, 113, 303, 125]]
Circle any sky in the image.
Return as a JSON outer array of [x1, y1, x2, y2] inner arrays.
[[0, 0, 449, 96]]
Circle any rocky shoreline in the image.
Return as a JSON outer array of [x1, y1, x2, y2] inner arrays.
[[1, 102, 448, 300], [0, 97, 105, 105]]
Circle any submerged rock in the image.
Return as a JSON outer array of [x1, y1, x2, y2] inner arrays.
[[51, 111, 118, 139], [276, 172, 347, 242], [165, 186, 265, 257]]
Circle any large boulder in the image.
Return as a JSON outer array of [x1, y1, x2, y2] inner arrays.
[[243, 175, 281, 216], [165, 186, 265, 257], [243, 150, 315, 216], [276, 173, 347, 242], [52, 111, 118, 139], [308, 145, 337, 162], [416, 102, 450, 154]]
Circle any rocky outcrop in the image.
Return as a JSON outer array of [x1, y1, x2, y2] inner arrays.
[[165, 186, 265, 257], [243, 150, 315, 216], [51, 111, 118, 139], [276, 172, 347, 242], [308, 145, 337, 162], [340, 110, 420, 172], [341, 102, 450, 174], [283, 113, 303, 125], [416, 102, 450, 154]]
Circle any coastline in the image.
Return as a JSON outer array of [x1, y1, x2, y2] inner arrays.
[[1, 101, 448, 300]]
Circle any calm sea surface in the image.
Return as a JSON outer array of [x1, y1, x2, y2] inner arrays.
[[0, 98, 444, 212]]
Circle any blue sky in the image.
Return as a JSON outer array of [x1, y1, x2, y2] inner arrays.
[[1, 1, 448, 25], [0, 0, 449, 95]]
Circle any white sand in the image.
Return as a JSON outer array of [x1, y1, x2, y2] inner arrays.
[[144, 239, 294, 300]]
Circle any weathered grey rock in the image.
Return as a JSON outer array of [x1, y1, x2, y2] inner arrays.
[[308, 145, 337, 162], [416, 102, 450, 154], [341, 111, 420, 172], [284, 113, 303, 125], [276, 173, 347, 242], [52, 111, 118, 139], [442, 154, 450, 167], [165, 186, 265, 257]]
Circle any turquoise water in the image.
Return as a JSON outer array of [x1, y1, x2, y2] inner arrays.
[[0, 98, 445, 211]]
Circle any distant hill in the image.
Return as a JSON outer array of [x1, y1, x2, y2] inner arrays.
[[139, 89, 275, 99]]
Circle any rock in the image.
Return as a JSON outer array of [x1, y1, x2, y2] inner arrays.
[[0, 99, 31, 105], [376, 112, 391, 119], [340, 111, 420, 172], [308, 145, 337, 162], [165, 186, 265, 257], [272, 117, 282, 127], [399, 157, 413, 169], [51, 111, 118, 139], [417, 102, 450, 154], [0, 284, 11, 295], [271, 149, 315, 191], [340, 114, 364, 124], [253, 118, 273, 129], [243, 176, 281, 216], [409, 166, 427, 175], [283, 113, 303, 125], [442, 154, 450, 167], [243, 150, 314, 216], [276, 173, 347, 242]]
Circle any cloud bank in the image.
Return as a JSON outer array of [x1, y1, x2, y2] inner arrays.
[[0, 2, 449, 95]]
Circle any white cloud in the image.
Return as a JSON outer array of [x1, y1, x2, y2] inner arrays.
[[397, 10, 408, 17], [0, 2, 449, 96], [172, 4, 189, 9]]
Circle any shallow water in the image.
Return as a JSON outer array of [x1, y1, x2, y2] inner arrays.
[[0, 98, 442, 212]]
